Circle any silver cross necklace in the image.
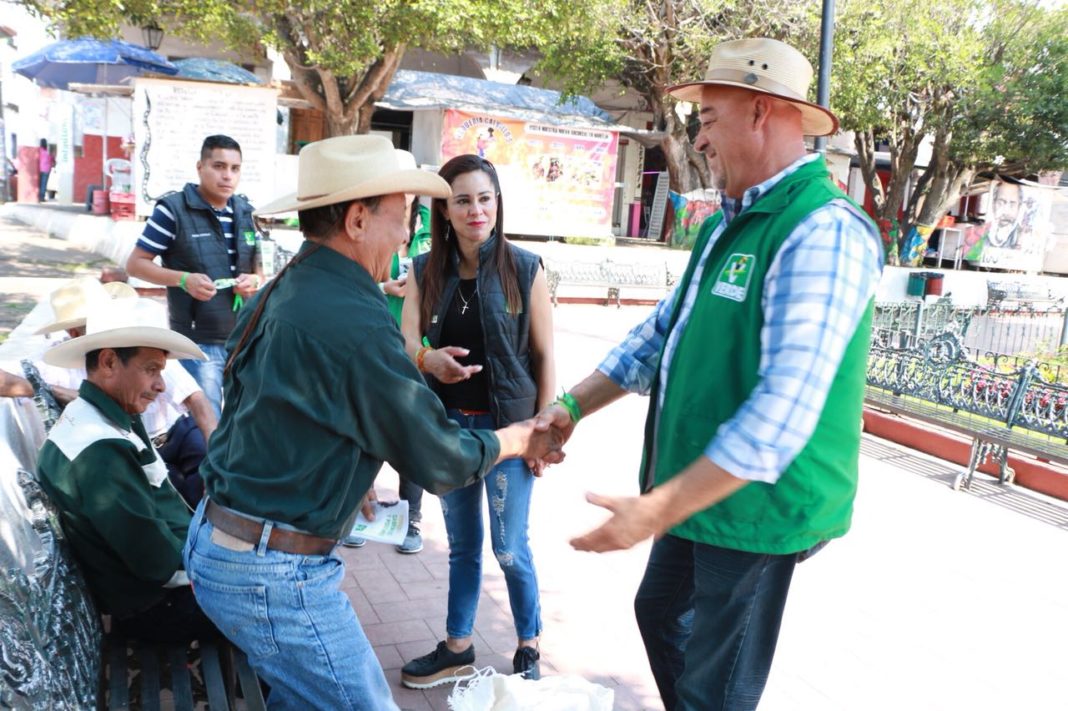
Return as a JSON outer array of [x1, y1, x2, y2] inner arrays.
[[457, 282, 477, 315]]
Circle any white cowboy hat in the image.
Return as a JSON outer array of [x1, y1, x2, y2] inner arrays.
[[35, 277, 138, 335], [667, 38, 839, 137], [44, 297, 205, 369], [255, 135, 451, 216]]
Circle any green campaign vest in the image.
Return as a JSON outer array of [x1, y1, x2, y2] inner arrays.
[[642, 157, 875, 554]]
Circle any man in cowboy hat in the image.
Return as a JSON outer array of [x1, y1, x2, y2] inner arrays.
[[184, 134, 563, 709], [0, 277, 217, 505], [535, 38, 883, 709], [35, 297, 219, 643]]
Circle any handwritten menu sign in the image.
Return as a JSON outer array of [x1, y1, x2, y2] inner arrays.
[[131, 78, 279, 216]]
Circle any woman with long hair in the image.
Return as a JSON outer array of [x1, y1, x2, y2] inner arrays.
[[399, 154, 555, 688]]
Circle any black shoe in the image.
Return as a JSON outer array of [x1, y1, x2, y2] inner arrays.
[[512, 646, 540, 680], [401, 641, 476, 689]]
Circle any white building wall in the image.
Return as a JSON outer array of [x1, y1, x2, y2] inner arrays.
[[410, 110, 444, 168]]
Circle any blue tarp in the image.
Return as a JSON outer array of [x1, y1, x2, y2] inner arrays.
[[174, 58, 263, 85], [12, 38, 177, 90], [380, 69, 614, 128]]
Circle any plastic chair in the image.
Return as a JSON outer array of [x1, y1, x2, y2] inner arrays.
[[105, 158, 132, 194]]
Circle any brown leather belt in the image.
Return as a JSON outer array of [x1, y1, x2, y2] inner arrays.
[[204, 499, 337, 556]]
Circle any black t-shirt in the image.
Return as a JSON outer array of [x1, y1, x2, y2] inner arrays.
[[437, 278, 490, 411]]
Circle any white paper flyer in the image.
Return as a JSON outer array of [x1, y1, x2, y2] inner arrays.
[[349, 500, 409, 545]]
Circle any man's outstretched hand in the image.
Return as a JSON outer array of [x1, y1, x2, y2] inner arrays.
[[570, 492, 664, 553]]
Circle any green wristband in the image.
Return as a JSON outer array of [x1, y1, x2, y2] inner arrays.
[[178, 272, 189, 292], [554, 391, 582, 423]]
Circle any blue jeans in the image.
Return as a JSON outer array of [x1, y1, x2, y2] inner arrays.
[[183, 500, 399, 711], [441, 410, 541, 641], [181, 343, 226, 418], [634, 535, 797, 711]]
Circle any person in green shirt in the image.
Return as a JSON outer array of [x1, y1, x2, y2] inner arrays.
[[184, 135, 563, 711], [35, 297, 216, 644], [343, 155, 433, 554]]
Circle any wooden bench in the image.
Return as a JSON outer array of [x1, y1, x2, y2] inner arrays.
[[0, 389, 266, 710], [545, 259, 676, 307], [865, 332, 1068, 491]]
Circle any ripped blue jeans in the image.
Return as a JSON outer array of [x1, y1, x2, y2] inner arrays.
[[442, 410, 541, 641]]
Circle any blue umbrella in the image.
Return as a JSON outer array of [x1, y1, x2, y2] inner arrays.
[[13, 38, 178, 196], [173, 58, 263, 85], [12, 37, 177, 89]]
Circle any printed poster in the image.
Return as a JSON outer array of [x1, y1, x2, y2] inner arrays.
[[964, 180, 1054, 272], [440, 109, 619, 239]]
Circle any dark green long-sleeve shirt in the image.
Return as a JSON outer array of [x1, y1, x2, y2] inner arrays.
[[202, 240, 501, 539], [37, 381, 192, 616]]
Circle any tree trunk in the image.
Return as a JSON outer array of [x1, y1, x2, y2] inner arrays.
[[660, 106, 710, 194], [325, 110, 360, 137], [854, 121, 923, 265], [284, 46, 407, 138], [908, 121, 973, 231]]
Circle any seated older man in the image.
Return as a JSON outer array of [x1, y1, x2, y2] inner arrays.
[[1, 277, 217, 505], [35, 297, 217, 643]]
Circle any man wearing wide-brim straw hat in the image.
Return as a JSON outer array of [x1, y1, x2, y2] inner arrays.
[[184, 134, 563, 709], [1, 277, 218, 505], [35, 297, 221, 644], [534, 38, 884, 709]]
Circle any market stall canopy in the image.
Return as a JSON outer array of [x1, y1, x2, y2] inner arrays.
[[378, 69, 614, 130], [173, 58, 263, 85], [11, 38, 177, 89]]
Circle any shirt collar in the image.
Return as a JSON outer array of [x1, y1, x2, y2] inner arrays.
[[78, 380, 133, 431], [296, 239, 380, 290], [184, 182, 233, 212], [720, 153, 821, 224]]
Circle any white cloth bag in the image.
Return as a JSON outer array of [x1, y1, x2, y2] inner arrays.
[[448, 667, 615, 711]]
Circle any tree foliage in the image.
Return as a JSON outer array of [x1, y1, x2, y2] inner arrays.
[[540, 0, 817, 194], [833, 0, 1067, 264], [19, 0, 607, 136]]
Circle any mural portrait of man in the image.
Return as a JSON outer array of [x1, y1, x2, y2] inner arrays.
[[988, 180, 1022, 249]]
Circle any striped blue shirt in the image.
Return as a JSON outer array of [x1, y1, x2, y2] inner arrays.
[[138, 200, 238, 274], [598, 153, 883, 484]]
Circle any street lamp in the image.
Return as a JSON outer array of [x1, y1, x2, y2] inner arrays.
[[141, 22, 164, 51]]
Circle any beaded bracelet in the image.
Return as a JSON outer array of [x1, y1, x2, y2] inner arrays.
[[554, 391, 582, 423], [416, 346, 433, 373]]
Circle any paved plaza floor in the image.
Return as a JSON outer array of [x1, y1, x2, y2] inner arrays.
[[341, 304, 1068, 711]]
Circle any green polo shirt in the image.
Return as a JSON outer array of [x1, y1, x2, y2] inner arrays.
[[202, 240, 501, 540], [37, 381, 192, 617]]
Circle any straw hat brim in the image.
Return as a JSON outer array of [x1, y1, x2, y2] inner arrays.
[[35, 316, 89, 336], [667, 80, 839, 137], [255, 169, 451, 217], [34, 281, 138, 335], [43, 327, 206, 370]]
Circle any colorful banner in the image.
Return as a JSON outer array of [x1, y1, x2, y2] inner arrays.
[[440, 110, 619, 238], [964, 180, 1053, 272]]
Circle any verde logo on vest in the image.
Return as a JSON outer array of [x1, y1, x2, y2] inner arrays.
[[711, 253, 756, 302], [243, 231, 257, 246]]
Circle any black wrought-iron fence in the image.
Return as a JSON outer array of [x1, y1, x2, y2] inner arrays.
[[873, 300, 1066, 376]]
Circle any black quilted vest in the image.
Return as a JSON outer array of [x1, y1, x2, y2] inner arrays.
[[156, 184, 257, 344]]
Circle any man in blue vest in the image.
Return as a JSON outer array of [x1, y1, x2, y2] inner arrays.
[[537, 38, 883, 710], [126, 134, 262, 417]]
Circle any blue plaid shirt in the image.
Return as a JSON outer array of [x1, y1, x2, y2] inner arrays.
[[598, 154, 883, 484]]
